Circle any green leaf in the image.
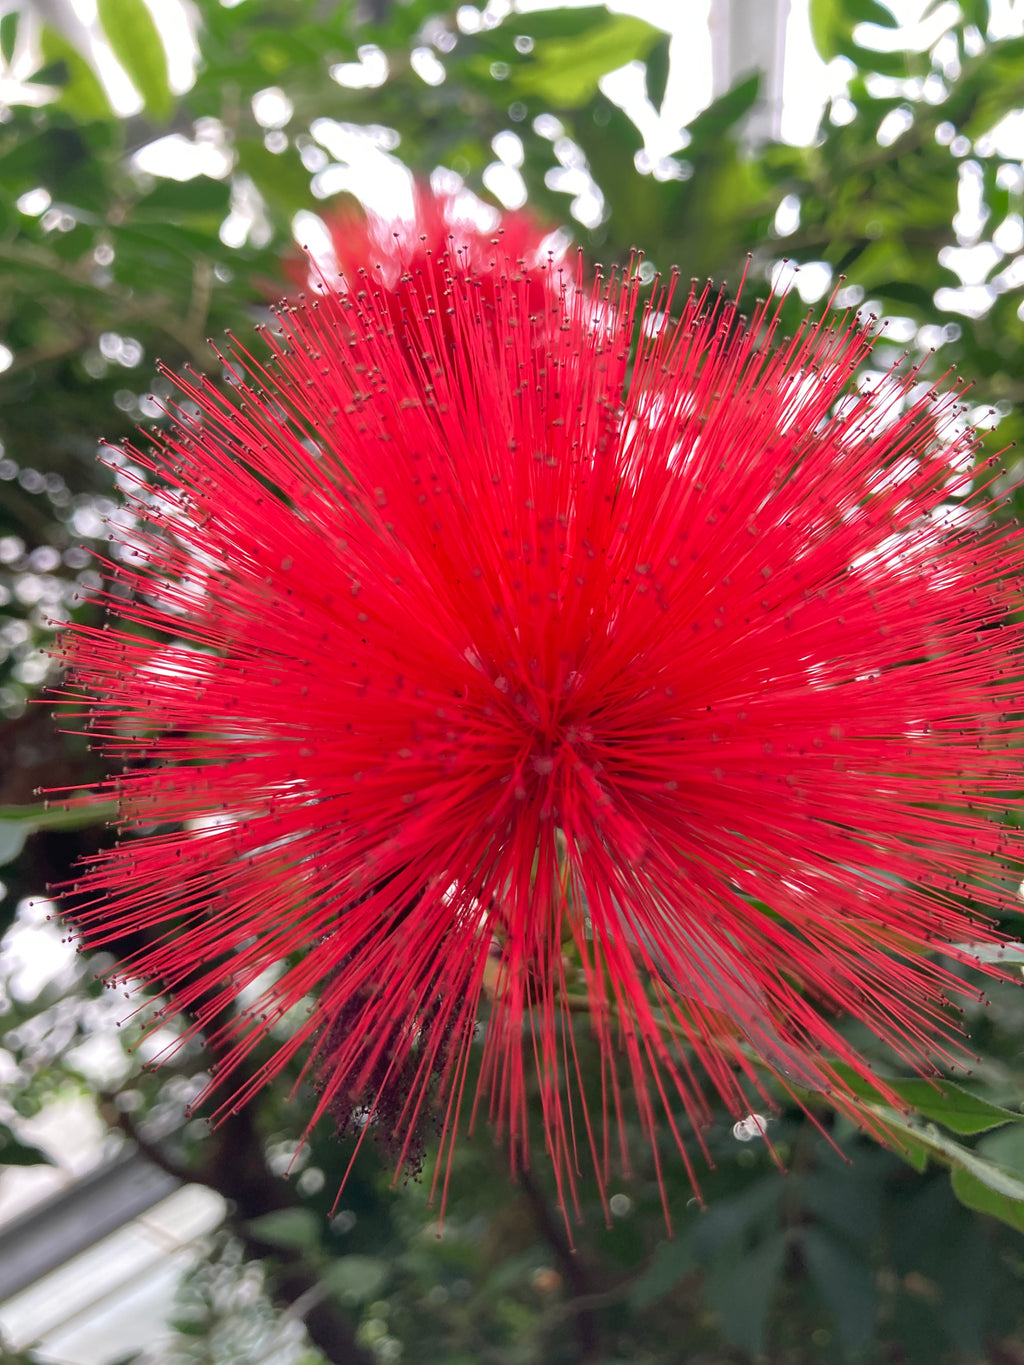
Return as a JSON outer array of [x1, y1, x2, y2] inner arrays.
[[694, 1177, 785, 1258], [39, 28, 112, 122], [704, 1232, 788, 1358], [645, 34, 671, 115], [978, 1124, 1024, 1177], [629, 1229, 697, 1308], [234, 141, 313, 219], [0, 801, 118, 850], [800, 1227, 878, 1352], [896, 1131, 930, 1171], [809, 0, 845, 60], [848, 0, 900, 26], [114, 222, 221, 271], [686, 73, 761, 149], [951, 1168, 1024, 1234], [504, 8, 620, 41], [867, 1106, 1024, 1233], [944, 1140, 1024, 1203], [246, 1207, 321, 1250], [133, 175, 232, 221], [958, 0, 991, 30], [885, 1080, 1024, 1136], [322, 1254, 390, 1305], [168, 1316, 209, 1337], [836, 34, 923, 78], [507, 14, 663, 107], [797, 1169, 882, 1248], [830, 1063, 1024, 1134], [810, 0, 901, 60], [959, 38, 1024, 140], [0, 11, 19, 67], [0, 1125, 54, 1167], [873, 279, 935, 310], [355, 0, 438, 44], [96, 0, 172, 121]]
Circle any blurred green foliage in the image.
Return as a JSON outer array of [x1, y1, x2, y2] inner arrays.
[[2, 0, 1024, 1362]]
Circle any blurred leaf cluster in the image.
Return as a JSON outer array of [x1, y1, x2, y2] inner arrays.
[[2, 0, 1024, 1362]]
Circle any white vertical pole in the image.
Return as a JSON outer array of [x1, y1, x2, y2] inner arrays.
[[708, 0, 791, 144]]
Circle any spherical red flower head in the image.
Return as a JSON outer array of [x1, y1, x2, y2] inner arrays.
[[55, 257, 1023, 1223], [305, 184, 559, 345]]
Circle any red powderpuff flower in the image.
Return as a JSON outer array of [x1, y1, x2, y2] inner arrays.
[[54, 257, 1022, 1225], [293, 183, 561, 336]]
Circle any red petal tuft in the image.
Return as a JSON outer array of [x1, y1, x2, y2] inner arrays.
[[53, 252, 1024, 1224], [294, 183, 562, 334]]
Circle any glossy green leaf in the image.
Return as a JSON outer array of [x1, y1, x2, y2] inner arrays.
[[97, 0, 172, 121]]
